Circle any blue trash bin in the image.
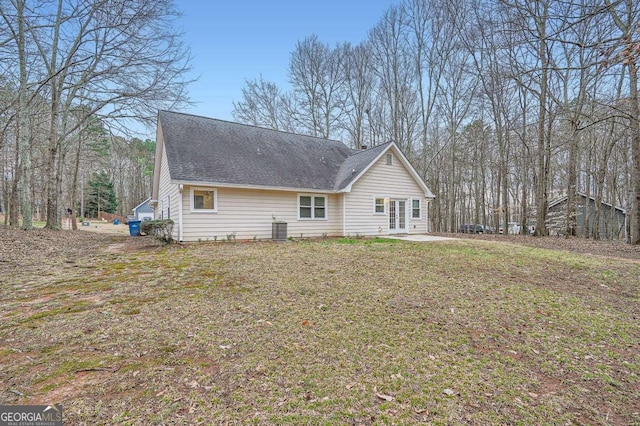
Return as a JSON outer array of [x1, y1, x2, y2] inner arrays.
[[128, 220, 141, 237]]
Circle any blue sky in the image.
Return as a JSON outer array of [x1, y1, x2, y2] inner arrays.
[[176, 0, 397, 121]]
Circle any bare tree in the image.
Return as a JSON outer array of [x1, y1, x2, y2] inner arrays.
[[336, 42, 375, 149], [463, 0, 520, 233], [289, 35, 344, 139], [368, 6, 420, 153], [553, 0, 605, 237], [0, 0, 35, 229], [0, 0, 191, 230], [232, 76, 295, 132], [403, 0, 442, 170], [500, 0, 565, 236], [220, 0, 640, 242], [436, 1, 478, 232], [603, 0, 640, 244]]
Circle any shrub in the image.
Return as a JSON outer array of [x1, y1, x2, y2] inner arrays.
[[140, 219, 174, 243]]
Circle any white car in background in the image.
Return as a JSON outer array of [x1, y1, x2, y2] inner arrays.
[[499, 222, 519, 234], [505, 223, 535, 235]]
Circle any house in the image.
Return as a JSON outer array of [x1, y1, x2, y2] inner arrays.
[[151, 111, 435, 242], [547, 192, 626, 239], [132, 197, 154, 221]]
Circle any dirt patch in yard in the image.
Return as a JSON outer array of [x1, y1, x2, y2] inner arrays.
[[0, 225, 160, 267], [75, 220, 131, 235]]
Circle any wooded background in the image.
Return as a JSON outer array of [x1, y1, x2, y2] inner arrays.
[[0, 0, 190, 230], [234, 0, 640, 243], [1, 0, 639, 243]]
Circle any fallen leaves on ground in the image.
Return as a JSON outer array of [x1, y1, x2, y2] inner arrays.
[[0, 226, 639, 425]]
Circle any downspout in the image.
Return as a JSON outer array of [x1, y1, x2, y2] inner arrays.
[[178, 184, 184, 242], [342, 194, 346, 237], [426, 198, 431, 233], [406, 198, 410, 233]]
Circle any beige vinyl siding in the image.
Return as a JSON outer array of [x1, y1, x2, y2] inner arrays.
[[180, 187, 342, 241], [155, 148, 180, 240], [344, 147, 427, 235]]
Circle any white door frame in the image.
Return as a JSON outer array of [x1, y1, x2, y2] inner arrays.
[[388, 199, 408, 234]]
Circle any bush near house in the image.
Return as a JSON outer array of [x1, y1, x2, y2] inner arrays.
[[140, 219, 174, 242]]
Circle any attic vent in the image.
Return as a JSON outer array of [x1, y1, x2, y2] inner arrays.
[[386, 153, 393, 165], [360, 145, 368, 150]]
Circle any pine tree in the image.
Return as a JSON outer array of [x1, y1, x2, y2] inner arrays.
[[85, 172, 118, 218]]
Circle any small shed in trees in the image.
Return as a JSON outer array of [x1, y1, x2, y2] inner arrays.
[[132, 197, 154, 221], [547, 193, 626, 239]]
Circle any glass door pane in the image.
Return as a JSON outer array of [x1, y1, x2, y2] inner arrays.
[[389, 201, 396, 230]]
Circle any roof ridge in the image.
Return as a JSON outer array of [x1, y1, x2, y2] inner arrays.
[[159, 111, 353, 191], [159, 110, 346, 145], [549, 192, 626, 212], [348, 141, 393, 157]]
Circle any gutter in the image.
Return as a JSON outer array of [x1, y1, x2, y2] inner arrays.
[[178, 184, 184, 242], [172, 180, 339, 194], [342, 194, 346, 236]]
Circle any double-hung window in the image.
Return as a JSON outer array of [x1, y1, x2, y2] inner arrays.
[[374, 198, 385, 214], [299, 195, 327, 220], [411, 199, 421, 219]]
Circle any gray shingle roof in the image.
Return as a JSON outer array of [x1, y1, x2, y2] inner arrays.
[[160, 110, 358, 191], [334, 143, 391, 190], [548, 192, 626, 213], [158, 111, 425, 194]]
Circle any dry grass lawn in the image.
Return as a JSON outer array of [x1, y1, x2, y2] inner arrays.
[[1, 228, 639, 425]]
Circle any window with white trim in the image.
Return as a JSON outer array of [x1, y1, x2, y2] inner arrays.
[[386, 153, 393, 165], [190, 187, 217, 212], [298, 195, 327, 220], [374, 198, 385, 214], [411, 199, 421, 219]]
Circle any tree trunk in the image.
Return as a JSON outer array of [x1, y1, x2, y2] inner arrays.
[[584, 147, 592, 238], [9, 144, 20, 227], [499, 129, 510, 234], [44, 104, 61, 230], [566, 127, 579, 237], [448, 135, 457, 232], [534, 12, 549, 237], [44, 0, 63, 231], [17, 0, 32, 230], [69, 132, 84, 230], [604, 0, 640, 244], [629, 60, 640, 244]]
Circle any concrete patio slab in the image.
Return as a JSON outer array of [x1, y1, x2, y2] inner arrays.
[[382, 235, 456, 242]]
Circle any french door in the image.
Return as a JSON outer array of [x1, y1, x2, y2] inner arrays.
[[389, 199, 407, 233]]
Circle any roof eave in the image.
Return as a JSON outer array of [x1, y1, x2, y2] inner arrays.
[[151, 114, 165, 203], [171, 180, 340, 194], [132, 196, 152, 212], [340, 142, 435, 198], [337, 144, 392, 191]]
